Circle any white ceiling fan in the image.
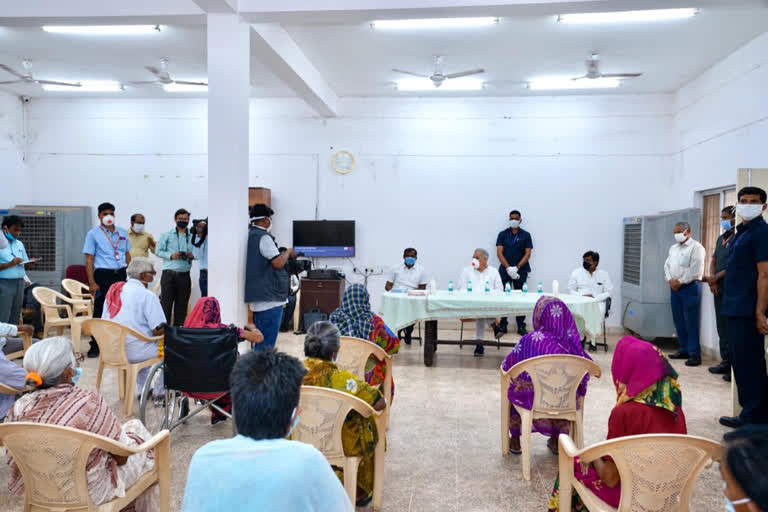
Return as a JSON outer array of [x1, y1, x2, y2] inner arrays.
[[573, 53, 643, 81], [128, 58, 207, 88], [393, 55, 484, 88], [0, 59, 81, 88]]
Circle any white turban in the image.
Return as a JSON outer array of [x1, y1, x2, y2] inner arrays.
[[23, 337, 76, 386]]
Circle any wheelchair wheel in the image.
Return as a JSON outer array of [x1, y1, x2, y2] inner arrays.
[[138, 361, 174, 434]]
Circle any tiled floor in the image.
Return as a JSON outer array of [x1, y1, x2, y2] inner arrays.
[[0, 329, 731, 511]]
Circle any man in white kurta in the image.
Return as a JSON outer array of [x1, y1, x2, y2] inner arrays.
[[103, 258, 167, 395], [458, 248, 503, 356], [569, 250, 613, 350]]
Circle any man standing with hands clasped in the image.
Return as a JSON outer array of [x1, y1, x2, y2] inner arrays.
[[495, 210, 533, 338], [719, 187, 768, 429], [156, 208, 194, 326]]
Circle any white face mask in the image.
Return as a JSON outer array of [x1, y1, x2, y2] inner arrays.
[[737, 203, 765, 222], [674, 232, 687, 243], [265, 218, 273, 233], [132, 223, 145, 233], [471, 258, 480, 269], [509, 219, 521, 229], [102, 214, 115, 227], [286, 407, 300, 437]]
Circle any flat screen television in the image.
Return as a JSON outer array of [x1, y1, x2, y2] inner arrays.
[[293, 220, 355, 257]]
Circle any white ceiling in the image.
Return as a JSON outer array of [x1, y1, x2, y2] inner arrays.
[[0, 2, 766, 99]]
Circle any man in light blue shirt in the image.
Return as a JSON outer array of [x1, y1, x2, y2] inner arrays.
[[182, 350, 352, 512], [155, 208, 194, 326], [191, 218, 208, 297], [0, 216, 29, 325]]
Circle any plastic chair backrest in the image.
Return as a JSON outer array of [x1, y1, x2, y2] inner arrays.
[[62, 279, 88, 299], [508, 354, 601, 415], [576, 434, 721, 512], [292, 386, 378, 460], [82, 319, 133, 365], [337, 336, 389, 378], [33, 287, 69, 320], [0, 382, 25, 395]]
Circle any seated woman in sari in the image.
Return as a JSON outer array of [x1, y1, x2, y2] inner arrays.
[[501, 296, 593, 455], [182, 296, 263, 424], [6, 336, 158, 510], [302, 321, 386, 508], [0, 322, 32, 420], [547, 336, 687, 511], [329, 284, 399, 395]]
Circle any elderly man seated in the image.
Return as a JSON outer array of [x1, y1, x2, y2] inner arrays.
[[0, 322, 32, 419], [458, 248, 503, 356], [103, 257, 166, 399], [568, 250, 613, 351]]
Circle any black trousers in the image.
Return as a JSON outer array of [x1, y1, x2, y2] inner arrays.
[[160, 270, 191, 326], [729, 315, 768, 424], [499, 270, 528, 330], [93, 268, 127, 319], [714, 286, 729, 364]]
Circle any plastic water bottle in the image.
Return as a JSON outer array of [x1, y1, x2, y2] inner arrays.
[[522, 282, 528, 294], [537, 281, 544, 294], [484, 280, 490, 294], [467, 280, 472, 293], [504, 282, 511, 295], [448, 280, 454, 294]]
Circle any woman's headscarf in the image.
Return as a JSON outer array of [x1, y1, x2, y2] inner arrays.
[[530, 296, 586, 356], [612, 336, 682, 416], [184, 297, 224, 329], [23, 336, 76, 387], [329, 284, 374, 340]]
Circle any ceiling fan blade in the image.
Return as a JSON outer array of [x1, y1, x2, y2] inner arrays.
[[36, 80, 82, 87], [127, 80, 161, 85], [173, 80, 208, 86], [0, 64, 26, 79], [571, 75, 589, 81], [601, 72, 643, 78], [0, 80, 23, 85], [445, 68, 485, 79], [145, 66, 171, 81], [392, 69, 429, 78]]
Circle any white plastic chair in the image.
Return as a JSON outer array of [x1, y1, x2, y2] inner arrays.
[[557, 433, 721, 512], [338, 336, 393, 429], [500, 354, 601, 481], [4, 330, 33, 361], [61, 278, 94, 317], [32, 287, 92, 354]]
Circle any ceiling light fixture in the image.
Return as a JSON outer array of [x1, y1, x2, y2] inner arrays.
[[163, 83, 208, 93], [527, 77, 620, 91], [396, 77, 484, 91], [42, 25, 161, 35], [557, 8, 698, 24], [371, 17, 498, 30], [42, 80, 123, 92]]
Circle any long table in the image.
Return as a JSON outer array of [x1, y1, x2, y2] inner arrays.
[[379, 290, 603, 366]]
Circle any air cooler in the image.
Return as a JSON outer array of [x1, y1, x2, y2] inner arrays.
[[621, 208, 701, 340]]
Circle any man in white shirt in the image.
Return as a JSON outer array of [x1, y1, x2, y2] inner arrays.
[[568, 250, 613, 350], [385, 247, 427, 345], [664, 221, 706, 367], [458, 248, 503, 356]]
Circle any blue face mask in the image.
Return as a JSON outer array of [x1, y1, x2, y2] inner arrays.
[[721, 219, 734, 232], [286, 407, 300, 437], [4, 232, 15, 242], [72, 367, 83, 385], [404, 256, 416, 266]]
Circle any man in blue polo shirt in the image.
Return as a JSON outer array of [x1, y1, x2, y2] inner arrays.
[[495, 209, 533, 337], [83, 202, 131, 357], [719, 186, 768, 430]]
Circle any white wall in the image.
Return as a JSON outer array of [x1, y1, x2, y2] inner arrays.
[[671, 31, 768, 356], [22, 94, 675, 321], [0, 91, 26, 206]]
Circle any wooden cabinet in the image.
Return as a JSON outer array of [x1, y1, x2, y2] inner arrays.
[[298, 279, 345, 329]]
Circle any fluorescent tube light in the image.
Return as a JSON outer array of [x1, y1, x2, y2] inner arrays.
[[557, 8, 698, 24], [163, 83, 208, 93], [396, 77, 484, 91], [42, 25, 161, 35], [42, 80, 123, 92], [371, 17, 498, 29], [527, 77, 620, 91]]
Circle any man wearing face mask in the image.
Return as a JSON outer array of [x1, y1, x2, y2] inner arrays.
[[0, 216, 29, 326], [719, 187, 768, 430], [568, 250, 614, 351], [664, 221, 706, 367], [459, 248, 503, 356], [83, 202, 132, 357], [496, 210, 533, 338], [245, 204, 295, 351], [156, 208, 194, 326], [385, 247, 428, 345], [128, 213, 156, 259]]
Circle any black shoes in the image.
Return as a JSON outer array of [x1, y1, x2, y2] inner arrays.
[[517, 327, 529, 336], [403, 335, 412, 346], [493, 324, 507, 339], [473, 344, 484, 356], [87, 340, 100, 358], [709, 362, 731, 375], [588, 343, 597, 353], [685, 356, 702, 367], [668, 351, 689, 360], [723, 373, 732, 382], [719, 416, 744, 429]]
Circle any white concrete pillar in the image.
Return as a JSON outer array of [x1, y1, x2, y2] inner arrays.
[[207, 13, 250, 324]]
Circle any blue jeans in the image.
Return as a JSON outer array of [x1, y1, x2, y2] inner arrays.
[[670, 282, 701, 356], [251, 305, 284, 351]]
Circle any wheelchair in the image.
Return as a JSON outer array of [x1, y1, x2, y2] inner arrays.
[[139, 325, 239, 434]]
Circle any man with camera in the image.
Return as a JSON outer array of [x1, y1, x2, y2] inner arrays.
[[191, 218, 208, 297], [245, 204, 296, 350], [156, 208, 194, 326]]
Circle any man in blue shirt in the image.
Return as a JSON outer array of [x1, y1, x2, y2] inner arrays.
[[182, 350, 352, 512], [0, 216, 29, 325], [83, 202, 131, 357], [156, 208, 194, 326], [191, 218, 208, 297], [719, 187, 768, 430], [495, 209, 533, 337]]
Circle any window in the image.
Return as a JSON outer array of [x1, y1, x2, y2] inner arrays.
[[700, 187, 736, 269]]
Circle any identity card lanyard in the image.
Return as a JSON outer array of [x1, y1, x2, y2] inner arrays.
[[100, 225, 122, 261]]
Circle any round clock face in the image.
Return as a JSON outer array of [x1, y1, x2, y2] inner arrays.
[[332, 150, 355, 174]]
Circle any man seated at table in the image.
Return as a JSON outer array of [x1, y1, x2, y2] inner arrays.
[[385, 247, 428, 345], [568, 251, 613, 351], [458, 248, 503, 356]]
